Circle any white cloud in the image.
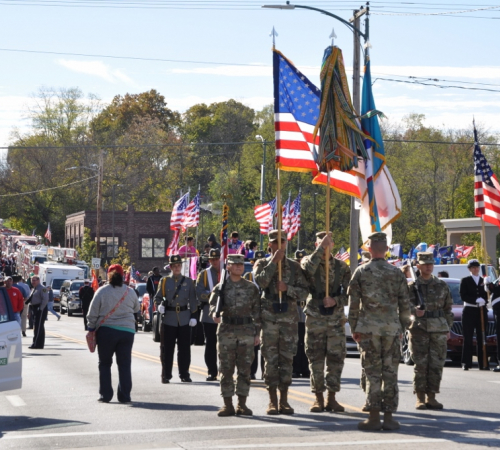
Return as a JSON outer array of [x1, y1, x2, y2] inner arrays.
[[57, 59, 134, 84]]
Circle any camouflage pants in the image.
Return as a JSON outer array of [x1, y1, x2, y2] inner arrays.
[[261, 319, 298, 390], [217, 325, 255, 398], [359, 347, 366, 392], [409, 328, 447, 394], [305, 315, 346, 393], [358, 334, 401, 412]]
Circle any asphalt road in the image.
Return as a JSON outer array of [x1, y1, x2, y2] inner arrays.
[[1, 314, 500, 450]]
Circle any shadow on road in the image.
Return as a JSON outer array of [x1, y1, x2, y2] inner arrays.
[[130, 402, 219, 412], [0, 415, 88, 437]]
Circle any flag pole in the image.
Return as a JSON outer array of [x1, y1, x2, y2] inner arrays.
[[325, 172, 331, 297], [296, 187, 301, 251], [480, 216, 489, 369], [195, 184, 200, 252], [277, 168, 282, 303]]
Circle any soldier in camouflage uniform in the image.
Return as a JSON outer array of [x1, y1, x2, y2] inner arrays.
[[348, 232, 411, 431], [300, 233, 350, 413], [209, 254, 261, 416], [253, 229, 308, 415], [409, 252, 453, 410]]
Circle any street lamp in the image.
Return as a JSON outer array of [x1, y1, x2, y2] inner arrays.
[[256, 135, 267, 250]]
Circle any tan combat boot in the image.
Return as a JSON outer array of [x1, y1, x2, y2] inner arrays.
[[361, 402, 370, 412], [382, 411, 400, 430], [236, 395, 253, 416], [325, 391, 345, 412], [425, 392, 443, 410], [309, 392, 324, 412], [266, 387, 279, 415], [415, 391, 427, 410], [357, 409, 382, 431], [217, 397, 235, 417], [279, 389, 294, 415]]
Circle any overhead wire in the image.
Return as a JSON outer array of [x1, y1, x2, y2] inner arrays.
[[0, 175, 98, 197]]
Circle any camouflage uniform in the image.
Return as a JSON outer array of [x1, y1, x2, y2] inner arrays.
[[409, 267, 453, 396], [301, 245, 351, 395], [348, 257, 411, 413], [209, 277, 261, 398], [253, 254, 308, 391]]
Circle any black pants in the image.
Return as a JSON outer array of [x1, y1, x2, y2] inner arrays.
[[494, 302, 500, 363], [32, 306, 47, 348], [293, 321, 310, 376], [462, 306, 488, 369], [96, 326, 135, 402], [160, 324, 191, 380], [250, 345, 264, 377], [203, 322, 218, 377], [83, 309, 89, 331]]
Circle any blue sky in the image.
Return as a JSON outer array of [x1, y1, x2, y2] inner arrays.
[[0, 0, 499, 147]]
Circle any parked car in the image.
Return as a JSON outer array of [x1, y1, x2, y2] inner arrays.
[[432, 264, 497, 281], [401, 277, 498, 365], [60, 279, 85, 316], [132, 283, 148, 330], [0, 287, 22, 392]]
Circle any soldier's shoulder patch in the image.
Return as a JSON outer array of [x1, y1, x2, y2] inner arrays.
[[42, 288, 47, 293]]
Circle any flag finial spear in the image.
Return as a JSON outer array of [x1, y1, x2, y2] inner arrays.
[[270, 26, 278, 49], [329, 27, 337, 46]]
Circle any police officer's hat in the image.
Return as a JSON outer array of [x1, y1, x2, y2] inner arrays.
[[268, 229, 286, 243], [295, 249, 307, 260], [368, 232, 387, 242], [417, 252, 434, 265], [170, 255, 183, 265], [227, 254, 245, 264], [254, 250, 266, 260], [208, 249, 221, 259], [467, 259, 480, 268]]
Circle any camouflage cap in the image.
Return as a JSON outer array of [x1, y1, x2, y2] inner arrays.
[[170, 255, 182, 265], [227, 254, 245, 264], [417, 251, 434, 265], [268, 229, 286, 242], [368, 232, 387, 242], [316, 231, 328, 240], [361, 251, 371, 262], [254, 250, 266, 259], [467, 259, 480, 268], [295, 249, 307, 260], [208, 249, 221, 259]]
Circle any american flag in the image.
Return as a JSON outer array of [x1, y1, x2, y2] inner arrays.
[[220, 203, 229, 272], [170, 193, 190, 231], [335, 246, 349, 262], [130, 264, 142, 282], [254, 197, 277, 235], [474, 124, 500, 229], [288, 190, 302, 241], [282, 194, 291, 238], [181, 190, 200, 232], [166, 229, 180, 256], [44, 222, 52, 243]]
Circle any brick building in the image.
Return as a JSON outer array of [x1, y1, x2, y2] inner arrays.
[[65, 205, 172, 274]]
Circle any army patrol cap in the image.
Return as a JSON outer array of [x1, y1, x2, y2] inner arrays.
[[268, 229, 286, 243], [417, 252, 434, 265], [467, 259, 480, 268], [315, 231, 331, 240], [254, 250, 266, 259], [295, 250, 307, 260], [208, 249, 221, 259], [227, 254, 245, 264], [170, 255, 183, 265], [368, 232, 387, 242]]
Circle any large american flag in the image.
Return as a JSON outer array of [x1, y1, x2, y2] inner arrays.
[[474, 124, 500, 229], [170, 192, 190, 231], [254, 197, 277, 235], [288, 190, 302, 241], [181, 190, 200, 232], [44, 222, 52, 243]]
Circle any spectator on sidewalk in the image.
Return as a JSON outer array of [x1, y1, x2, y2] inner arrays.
[[5, 276, 24, 326]]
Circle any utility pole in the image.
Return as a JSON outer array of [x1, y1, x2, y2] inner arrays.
[[96, 148, 104, 259], [349, 5, 368, 270]]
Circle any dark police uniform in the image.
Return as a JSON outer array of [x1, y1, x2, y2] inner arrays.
[[30, 283, 49, 349]]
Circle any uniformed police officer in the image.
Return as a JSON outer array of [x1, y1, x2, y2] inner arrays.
[[301, 233, 350, 413], [209, 254, 261, 416], [409, 252, 453, 410], [292, 249, 310, 379], [196, 249, 221, 381], [29, 275, 49, 349], [253, 230, 308, 415], [155, 255, 198, 383], [348, 232, 411, 431]]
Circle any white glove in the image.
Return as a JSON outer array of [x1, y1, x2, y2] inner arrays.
[[189, 318, 197, 327], [484, 276, 492, 284], [158, 305, 165, 314], [476, 298, 486, 307]]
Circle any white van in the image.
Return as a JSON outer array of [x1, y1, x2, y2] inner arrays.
[[37, 263, 85, 310], [432, 264, 498, 280]]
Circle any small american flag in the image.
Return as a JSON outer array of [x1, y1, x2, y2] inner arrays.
[[474, 123, 500, 229], [181, 190, 201, 232], [166, 229, 180, 256], [130, 264, 142, 282], [288, 190, 302, 241], [254, 198, 277, 235], [282, 194, 291, 238], [44, 222, 52, 243], [170, 193, 190, 231], [335, 246, 349, 262]]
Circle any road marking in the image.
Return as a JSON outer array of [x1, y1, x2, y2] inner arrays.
[[6, 395, 26, 407], [3, 423, 292, 440], [488, 380, 500, 384]]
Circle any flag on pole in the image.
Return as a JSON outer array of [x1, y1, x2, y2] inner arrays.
[[44, 223, 52, 243], [170, 193, 190, 231], [456, 245, 474, 258], [181, 190, 201, 232], [474, 123, 500, 229], [166, 229, 180, 256], [220, 203, 229, 273], [282, 194, 291, 238], [288, 191, 302, 241], [254, 198, 277, 235]]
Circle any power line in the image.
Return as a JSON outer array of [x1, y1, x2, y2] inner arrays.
[[372, 77, 500, 93], [0, 175, 98, 197]]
